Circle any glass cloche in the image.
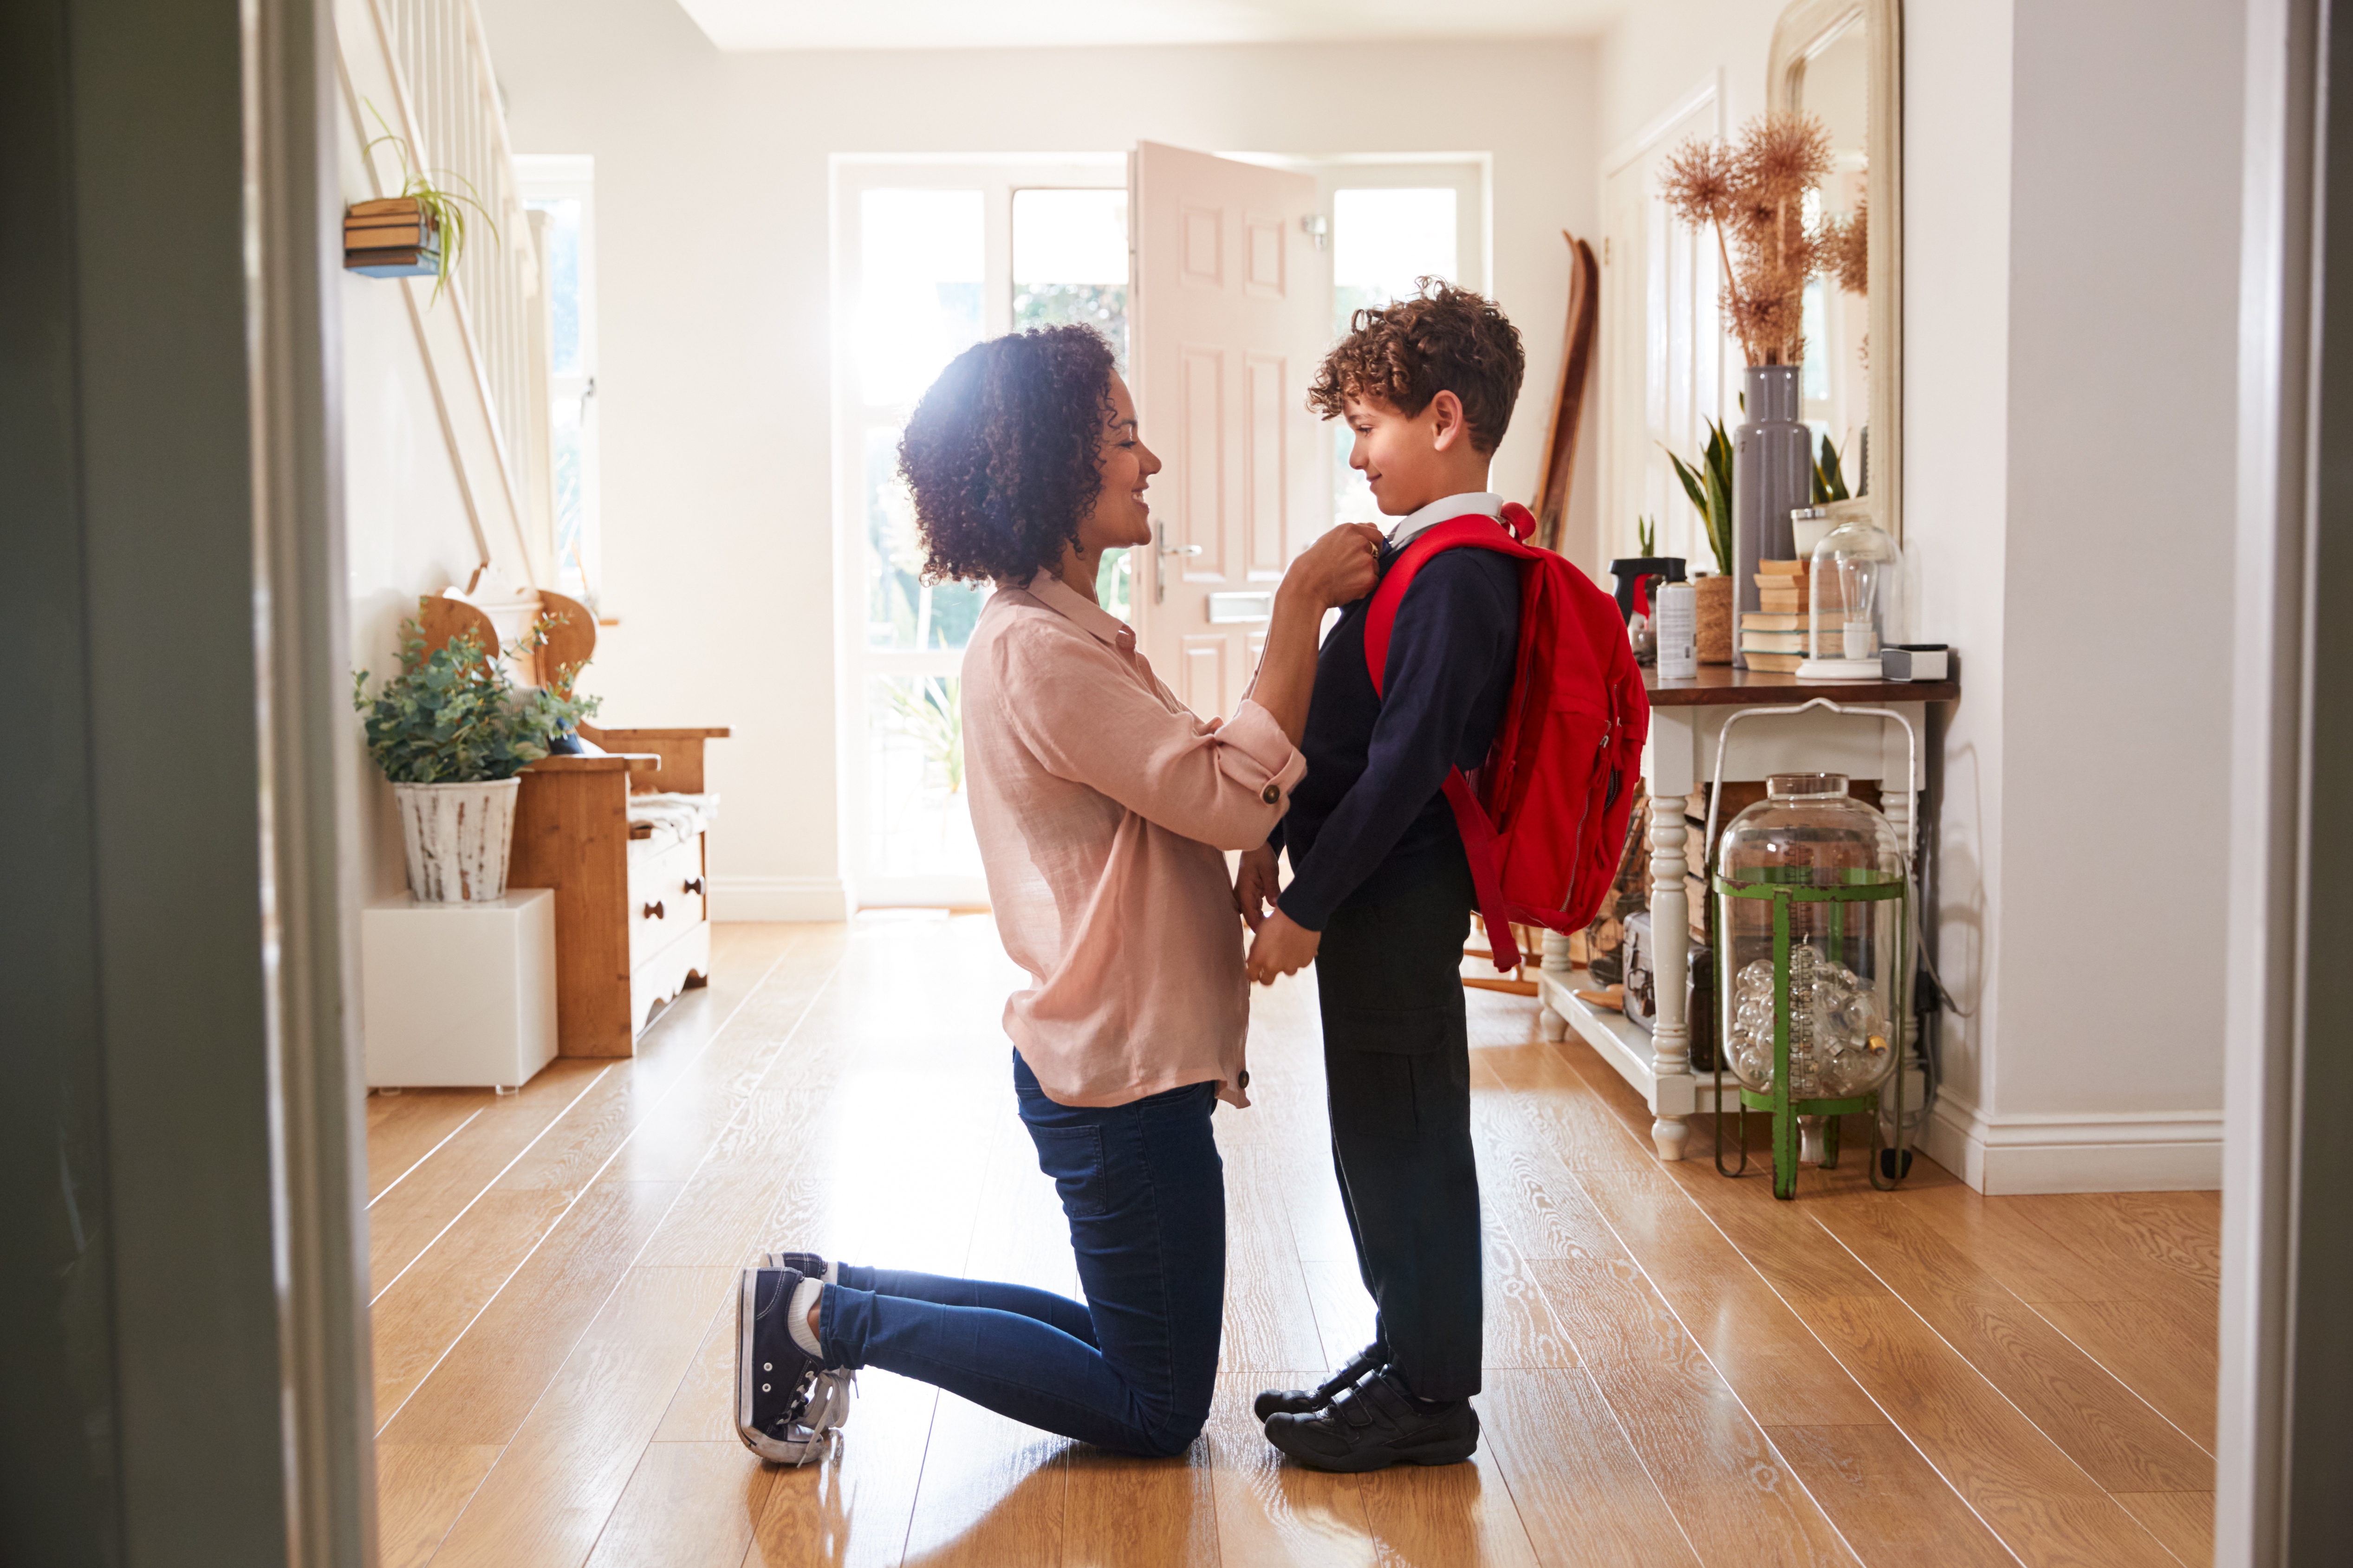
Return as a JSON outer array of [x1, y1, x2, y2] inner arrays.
[[1715, 774, 1908, 1112], [1797, 506, 1904, 679]]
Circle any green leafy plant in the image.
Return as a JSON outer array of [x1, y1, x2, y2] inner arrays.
[[1636, 514, 1658, 556], [352, 618, 598, 784], [882, 676, 963, 793], [362, 102, 499, 305], [1812, 432, 1852, 504], [1665, 418, 1736, 576]]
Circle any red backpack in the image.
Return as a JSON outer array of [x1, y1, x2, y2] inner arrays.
[[1362, 501, 1651, 973]]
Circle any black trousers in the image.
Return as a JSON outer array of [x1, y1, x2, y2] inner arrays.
[[1313, 849, 1483, 1402]]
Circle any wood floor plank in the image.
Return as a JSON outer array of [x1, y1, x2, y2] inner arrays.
[[1062, 1444, 1218, 1568], [635, 1087, 840, 1270], [1575, 1170, 1885, 1428], [1482, 1233, 1579, 1370], [1357, 1434, 1541, 1568], [373, 1444, 499, 1568], [429, 1265, 737, 1568], [1299, 1256, 1378, 1377], [1999, 1196, 2221, 1347], [1219, 1142, 1326, 1374], [368, 1091, 488, 1202], [1894, 1185, 2116, 1304], [896, 1391, 1070, 1567], [2028, 1298, 2218, 1451], [580, 1441, 777, 1568], [1800, 1293, 2181, 1568], [370, 1187, 573, 1426], [2109, 1490, 2216, 1568], [747, 1369, 943, 1568], [379, 1179, 683, 1443], [1477, 1368, 1696, 1568], [1573, 1314, 1859, 1566], [1476, 1041, 1654, 1175], [1808, 1194, 2213, 1489], [366, 1057, 609, 1290], [1204, 1372, 1375, 1568], [1764, 1424, 2018, 1568]]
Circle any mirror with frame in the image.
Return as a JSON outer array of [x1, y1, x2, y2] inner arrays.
[[1770, 0, 1901, 543]]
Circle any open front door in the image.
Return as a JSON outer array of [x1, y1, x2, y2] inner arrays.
[[1129, 142, 1331, 719]]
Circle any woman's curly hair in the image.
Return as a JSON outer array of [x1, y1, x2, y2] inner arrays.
[[1306, 279, 1525, 454], [898, 325, 1118, 585]]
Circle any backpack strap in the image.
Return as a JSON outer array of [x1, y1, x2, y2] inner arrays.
[[1361, 502, 1540, 971]]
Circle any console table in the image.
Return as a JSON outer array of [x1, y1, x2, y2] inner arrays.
[[1534, 667, 1961, 1161]]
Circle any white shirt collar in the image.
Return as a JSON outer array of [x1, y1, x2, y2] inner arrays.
[[1386, 491, 1507, 551]]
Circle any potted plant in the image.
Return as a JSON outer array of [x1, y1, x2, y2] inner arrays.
[[1661, 113, 1851, 665], [1667, 418, 1737, 663], [345, 105, 498, 302], [353, 620, 597, 903]]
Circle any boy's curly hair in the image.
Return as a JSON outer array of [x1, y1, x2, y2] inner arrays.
[[1306, 279, 1526, 454], [899, 325, 1118, 584]]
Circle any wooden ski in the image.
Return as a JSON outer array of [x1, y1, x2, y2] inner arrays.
[[1530, 230, 1601, 555]]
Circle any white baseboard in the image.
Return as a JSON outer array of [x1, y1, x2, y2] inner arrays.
[[707, 875, 848, 923], [1923, 1096, 2223, 1194]]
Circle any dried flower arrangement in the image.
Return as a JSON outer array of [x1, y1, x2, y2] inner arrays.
[[1659, 112, 1847, 367]]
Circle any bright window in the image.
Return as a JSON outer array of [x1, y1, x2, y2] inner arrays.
[[833, 158, 1127, 907], [518, 155, 599, 603], [1318, 165, 1483, 525]]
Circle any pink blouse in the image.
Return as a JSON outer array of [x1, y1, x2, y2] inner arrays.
[[961, 572, 1306, 1108]]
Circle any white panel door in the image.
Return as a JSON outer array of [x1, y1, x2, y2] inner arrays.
[[1601, 91, 1727, 575], [1130, 142, 1329, 719]]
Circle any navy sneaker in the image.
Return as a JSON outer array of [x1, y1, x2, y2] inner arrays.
[[760, 1250, 831, 1279], [1253, 1340, 1389, 1421], [1263, 1369, 1479, 1472], [734, 1265, 849, 1465]]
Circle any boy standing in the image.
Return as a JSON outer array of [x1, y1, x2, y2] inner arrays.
[[1237, 282, 1526, 1471]]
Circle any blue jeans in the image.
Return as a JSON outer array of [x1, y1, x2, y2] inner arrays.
[[816, 1049, 1226, 1457]]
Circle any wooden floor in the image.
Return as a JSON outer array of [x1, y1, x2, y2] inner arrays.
[[365, 917, 2219, 1568]]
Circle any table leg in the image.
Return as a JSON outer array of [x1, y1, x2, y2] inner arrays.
[[1539, 927, 1572, 1041], [1648, 792, 1691, 1162]]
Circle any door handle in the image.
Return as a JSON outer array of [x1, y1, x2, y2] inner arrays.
[[1154, 520, 1202, 604], [682, 877, 703, 896], [643, 900, 665, 920]]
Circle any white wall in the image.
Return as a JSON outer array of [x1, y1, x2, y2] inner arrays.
[[1599, 0, 2234, 1191], [335, 95, 492, 907], [474, 0, 1604, 919]]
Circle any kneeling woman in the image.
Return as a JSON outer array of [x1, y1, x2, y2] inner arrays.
[[735, 325, 1380, 1461]]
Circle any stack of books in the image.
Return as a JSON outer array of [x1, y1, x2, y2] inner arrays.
[[1740, 560, 1838, 672], [344, 197, 441, 278]]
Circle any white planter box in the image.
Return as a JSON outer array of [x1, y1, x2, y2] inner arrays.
[[362, 889, 558, 1090]]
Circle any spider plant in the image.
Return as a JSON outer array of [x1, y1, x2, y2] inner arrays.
[[361, 102, 499, 305], [1665, 418, 1735, 576], [1636, 514, 1658, 556]]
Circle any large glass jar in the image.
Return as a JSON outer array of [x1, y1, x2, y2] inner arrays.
[[1798, 508, 1904, 677], [1715, 774, 1906, 1102]]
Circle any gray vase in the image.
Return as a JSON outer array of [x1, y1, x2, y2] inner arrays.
[[1730, 364, 1812, 669]]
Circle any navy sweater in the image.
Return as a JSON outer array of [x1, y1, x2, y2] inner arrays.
[[1273, 544, 1521, 932]]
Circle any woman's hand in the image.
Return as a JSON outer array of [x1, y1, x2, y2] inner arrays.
[[1233, 844, 1280, 932], [1281, 523, 1387, 610], [1246, 908, 1322, 985]]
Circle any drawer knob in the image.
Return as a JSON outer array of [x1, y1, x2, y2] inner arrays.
[[682, 877, 704, 896], [643, 900, 665, 920]]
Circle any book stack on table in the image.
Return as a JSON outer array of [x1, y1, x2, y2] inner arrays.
[[344, 197, 441, 278], [1740, 559, 1837, 672]]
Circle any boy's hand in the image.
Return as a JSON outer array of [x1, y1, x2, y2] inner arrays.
[[1283, 524, 1387, 609], [1246, 908, 1321, 985], [1233, 845, 1280, 932]]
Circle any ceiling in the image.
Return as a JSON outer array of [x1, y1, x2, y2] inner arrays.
[[671, 0, 1628, 52]]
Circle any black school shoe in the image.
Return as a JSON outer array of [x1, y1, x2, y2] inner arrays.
[[1254, 1340, 1389, 1420], [1263, 1369, 1480, 1472], [734, 1265, 851, 1465]]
